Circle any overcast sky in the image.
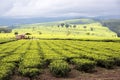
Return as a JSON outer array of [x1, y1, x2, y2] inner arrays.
[[0, 0, 120, 18]]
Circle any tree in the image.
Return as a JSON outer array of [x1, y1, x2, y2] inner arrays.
[[57, 25, 60, 28], [65, 24, 69, 28], [61, 23, 65, 27], [25, 33, 31, 35], [14, 32, 18, 35], [73, 25, 77, 28], [0, 27, 12, 33], [25, 33, 31, 39], [90, 27, 94, 31], [83, 26, 87, 31], [86, 32, 90, 35], [14, 32, 19, 39], [83, 26, 87, 29]]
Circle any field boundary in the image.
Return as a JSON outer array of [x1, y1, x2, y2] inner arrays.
[[37, 38, 120, 42]]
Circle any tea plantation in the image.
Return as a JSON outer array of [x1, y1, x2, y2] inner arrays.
[[0, 40, 120, 80]]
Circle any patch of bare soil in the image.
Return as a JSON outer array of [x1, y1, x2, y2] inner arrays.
[[11, 67, 120, 80]]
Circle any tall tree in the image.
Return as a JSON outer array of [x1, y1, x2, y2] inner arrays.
[[73, 25, 77, 28], [83, 26, 87, 31], [65, 24, 69, 28], [90, 27, 94, 31], [61, 23, 65, 27], [14, 32, 18, 35]]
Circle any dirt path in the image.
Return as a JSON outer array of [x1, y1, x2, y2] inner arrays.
[[11, 67, 120, 80]]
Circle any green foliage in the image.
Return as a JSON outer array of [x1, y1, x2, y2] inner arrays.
[[25, 33, 31, 35], [60, 23, 65, 27], [0, 63, 15, 80], [41, 48, 65, 63], [97, 58, 115, 69], [12, 19, 117, 38], [0, 39, 120, 79], [73, 25, 77, 28], [0, 39, 16, 44], [65, 24, 70, 28], [18, 68, 41, 77], [1, 54, 21, 63], [14, 32, 18, 35], [0, 27, 12, 33], [49, 60, 71, 77], [19, 58, 43, 68], [81, 52, 115, 69], [86, 32, 90, 35], [71, 59, 96, 72]]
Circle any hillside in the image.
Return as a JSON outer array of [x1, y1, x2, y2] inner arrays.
[[12, 19, 117, 38], [101, 19, 120, 37], [0, 26, 12, 33]]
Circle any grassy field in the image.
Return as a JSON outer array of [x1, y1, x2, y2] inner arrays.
[[12, 19, 117, 38], [0, 39, 120, 80], [0, 19, 120, 80], [0, 19, 118, 39]]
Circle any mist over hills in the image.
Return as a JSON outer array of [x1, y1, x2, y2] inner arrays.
[[0, 17, 69, 26], [0, 15, 120, 26]]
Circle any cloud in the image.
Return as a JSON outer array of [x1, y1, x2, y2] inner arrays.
[[0, 0, 14, 16], [0, 0, 120, 18]]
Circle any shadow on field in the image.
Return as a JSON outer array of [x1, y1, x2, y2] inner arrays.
[[10, 67, 120, 80]]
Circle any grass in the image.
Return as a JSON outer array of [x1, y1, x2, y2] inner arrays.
[[12, 22, 117, 39]]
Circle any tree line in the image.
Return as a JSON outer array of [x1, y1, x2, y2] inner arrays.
[[58, 23, 77, 28], [0, 27, 12, 33], [58, 23, 94, 31]]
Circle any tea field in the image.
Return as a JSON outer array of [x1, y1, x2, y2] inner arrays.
[[0, 40, 120, 80]]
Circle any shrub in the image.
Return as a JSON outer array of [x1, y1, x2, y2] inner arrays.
[[0, 63, 15, 80], [114, 58, 120, 66], [111, 55, 120, 66], [19, 68, 41, 77], [49, 60, 71, 77], [83, 53, 115, 69], [19, 58, 43, 68], [1, 54, 21, 63], [71, 58, 96, 72], [96, 58, 115, 69]]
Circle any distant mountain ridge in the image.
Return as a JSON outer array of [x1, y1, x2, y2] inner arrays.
[[0, 15, 120, 26]]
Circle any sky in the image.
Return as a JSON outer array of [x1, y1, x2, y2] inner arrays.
[[0, 0, 120, 18]]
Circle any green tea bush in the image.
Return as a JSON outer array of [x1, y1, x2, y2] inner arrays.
[[19, 58, 43, 68], [49, 60, 71, 77], [0, 63, 15, 80], [111, 55, 120, 66], [71, 58, 96, 72], [83, 53, 115, 69], [19, 68, 41, 77], [1, 54, 21, 63], [114, 58, 120, 66], [96, 58, 115, 69]]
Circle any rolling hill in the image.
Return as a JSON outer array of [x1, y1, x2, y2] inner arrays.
[[12, 19, 117, 38], [100, 19, 120, 37]]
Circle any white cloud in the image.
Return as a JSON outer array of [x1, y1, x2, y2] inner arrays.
[[0, 0, 120, 18]]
